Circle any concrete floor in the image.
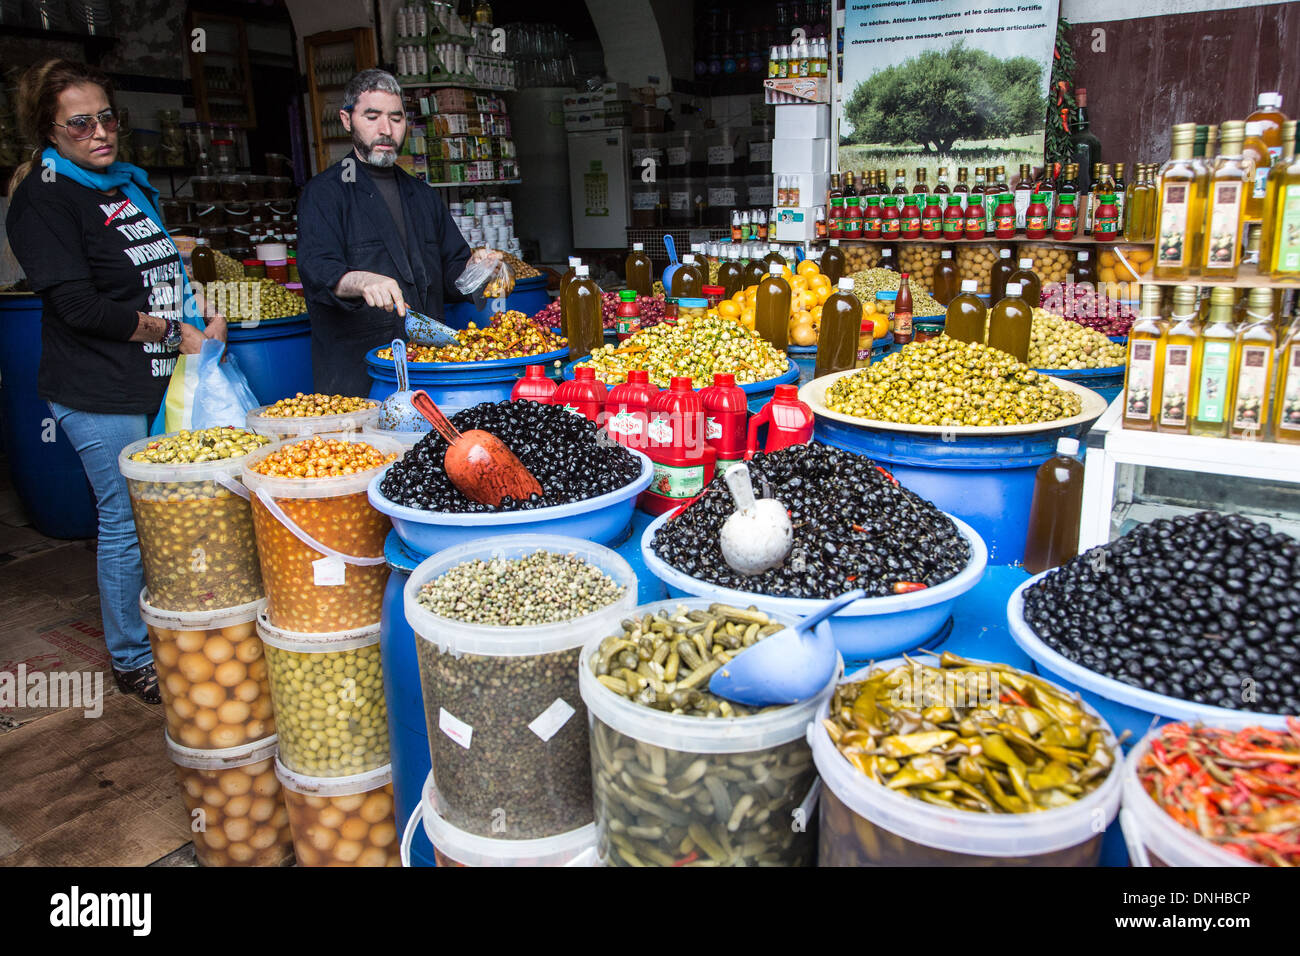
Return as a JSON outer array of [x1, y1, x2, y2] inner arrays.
[[0, 459, 195, 867]]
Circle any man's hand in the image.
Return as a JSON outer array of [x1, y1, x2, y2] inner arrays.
[[179, 323, 207, 355], [468, 247, 503, 265], [335, 270, 407, 316]]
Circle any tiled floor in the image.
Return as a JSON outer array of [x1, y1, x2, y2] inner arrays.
[[0, 458, 194, 866]]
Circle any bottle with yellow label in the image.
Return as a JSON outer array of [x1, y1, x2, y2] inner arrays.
[[1272, 308, 1300, 443], [1262, 119, 1300, 278], [1189, 287, 1240, 438], [1156, 286, 1199, 435], [1153, 124, 1205, 279], [1202, 121, 1252, 280], [1228, 288, 1277, 440], [1122, 285, 1165, 431]]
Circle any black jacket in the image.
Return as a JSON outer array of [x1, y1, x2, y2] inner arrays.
[[297, 157, 471, 394]]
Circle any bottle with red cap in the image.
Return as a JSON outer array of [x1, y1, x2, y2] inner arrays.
[[616, 290, 640, 343], [510, 364, 557, 404], [746, 384, 814, 456], [640, 376, 716, 515], [603, 368, 659, 451], [552, 366, 608, 423], [699, 373, 748, 476]]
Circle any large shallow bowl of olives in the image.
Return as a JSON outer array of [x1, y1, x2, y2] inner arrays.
[[642, 510, 987, 663]]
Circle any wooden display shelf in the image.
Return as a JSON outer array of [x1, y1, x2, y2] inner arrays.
[[1129, 261, 1300, 289], [763, 77, 828, 103], [826, 235, 1154, 246]]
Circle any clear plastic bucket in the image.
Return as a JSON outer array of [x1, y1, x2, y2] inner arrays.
[[165, 732, 294, 867], [140, 591, 272, 749], [257, 613, 390, 777], [274, 760, 400, 866], [810, 658, 1123, 866], [241, 432, 401, 631], [403, 534, 637, 840], [245, 403, 379, 441], [119, 434, 265, 612], [578, 598, 837, 867]]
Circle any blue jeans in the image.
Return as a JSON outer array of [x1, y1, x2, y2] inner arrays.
[[46, 401, 152, 672]]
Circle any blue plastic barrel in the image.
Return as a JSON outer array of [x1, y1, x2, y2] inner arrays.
[[814, 418, 1092, 566], [366, 345, 569, 411], [0, 294, 98, 538], [224, 314, 313, 406], [443, 274, 551, 330]]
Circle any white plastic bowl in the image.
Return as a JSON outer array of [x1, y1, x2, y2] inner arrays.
[[640, 509, 987, 661]]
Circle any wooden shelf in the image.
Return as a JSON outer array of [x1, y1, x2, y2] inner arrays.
[[827, 235, 1154, 246], [424, 178, 521, 188], [1130, 261, 1300, 289]]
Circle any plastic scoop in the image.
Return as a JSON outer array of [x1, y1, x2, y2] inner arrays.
[[661, 233, 682, 295], [709, 589, 863, 706], [404, 308, 460, 348], [409, 389, 543, 507], [376, 340, 433, 432], [719, 464, 793, 575]]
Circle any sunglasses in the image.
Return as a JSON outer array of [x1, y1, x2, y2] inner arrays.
[[51, 109, 119, 141]]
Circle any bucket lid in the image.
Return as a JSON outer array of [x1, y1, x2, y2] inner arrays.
[[166, 731, 279, 770], [577, 598, 839, 754], [275, 757, 391, 797], [418, 772, 595, 866], [245, 405, 381, 441], [256, 611, 380, 654], [138, 590, 263, 632]]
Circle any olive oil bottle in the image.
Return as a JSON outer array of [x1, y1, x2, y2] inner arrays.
[[1157, 286, 1199, 434], [1123, 285, 1166, 431], [1228, 287, 1277, 440], [1202, 121, 1251, 280], [1153, 124, 1206, 279], [815, 278, 864, 379], [1189, 287, 1240, 437], [754, 263, 791, 350], [1007, 258, 1041, 307], [1262, 120, 1300, 278], [1273, 309, 1300, 443], [986, 281, 1032, 362], [944, 279, 987, 345]]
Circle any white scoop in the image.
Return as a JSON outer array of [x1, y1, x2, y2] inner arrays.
[[719, 465, 794, 575]]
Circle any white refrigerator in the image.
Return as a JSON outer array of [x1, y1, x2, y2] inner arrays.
[[567, 128, 629, 248]]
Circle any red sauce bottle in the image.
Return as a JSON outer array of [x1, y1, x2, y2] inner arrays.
[[862, 197, 882, 239], [641, 376, 715, 515], [699, 372, 748, 476], [880, 196, 901, 239], [616, 289, 640, 343], [963, 199, 987, 239], [552, 366, 608, 423], [1025, 193, 1049, 239], [900, 196, 922, 239], [993, 193, 1017, 239], [843, 197, 863, 239], [828, 197, 844, 239], [943, 196, 964, 239], [920, 194, 942, 239], [1093, 193, 1119, 242], [603, 368, 659, 451], [1052, 194, 1078, 240], [511, 364, 557, 404]]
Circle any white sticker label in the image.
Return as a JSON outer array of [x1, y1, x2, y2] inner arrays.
[[706, 416, 722, 440], [666, 146, 689, 166], [439, 707, 473, 749], [607, 410, 644, 436], [528, 698, 576, 742], [312, 556, 346, 586], [648, 417, 674, 443], [707, 145, 735, 165]]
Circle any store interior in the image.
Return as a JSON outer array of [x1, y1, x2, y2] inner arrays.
[[0, 0, 1298, 870]]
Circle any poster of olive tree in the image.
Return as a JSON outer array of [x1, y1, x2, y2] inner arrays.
[[837, 1, 1059, 184]]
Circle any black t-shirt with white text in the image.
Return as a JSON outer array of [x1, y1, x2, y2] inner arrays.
[[5, 172, 182, 414]]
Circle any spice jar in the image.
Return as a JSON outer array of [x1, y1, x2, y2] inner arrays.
[[677, 297, 708, 322], [243, 259, 267, 279], [913, 318, 945, 342], [264, 258, 289, 284]]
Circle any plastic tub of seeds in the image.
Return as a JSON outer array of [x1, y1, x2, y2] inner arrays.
[[166, 732, 295, 867], [140, 591, 274, 750], [119, 428, 271, 612], [578, 598, 839, 867], [1119, 719, 1296, 867], [403, 534, 638, 840], [241, 433, 400, 631], [403, 772, 599, 867], [245, 394, 380, 442], [811, 656, 1124, 866], [274, 759, 399, 866], [257, 614, 390, 777], [954, 241, 1007, 294]]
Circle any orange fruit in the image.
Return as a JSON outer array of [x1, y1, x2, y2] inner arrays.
[[796, 290, 818, 311], [811, 304, 823, 322], [790, 276, 809, 293], [871, 316, 890, 339], [796, 259, 820, 277], [791, 323, 818, 346], [815, 287, 832, 305], [810, 274, 832, 292], [718, 300, 741, 318], [740, 308, 756, 329]]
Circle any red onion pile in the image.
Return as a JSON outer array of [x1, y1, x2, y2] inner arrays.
[[530, 293, 668, 331], [1040, 282, 1136, 337]]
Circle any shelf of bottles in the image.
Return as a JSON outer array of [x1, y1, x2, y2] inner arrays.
[[397, 85, 519, 186], [391, 0, 514, 91], [692, 0, 830, 94]]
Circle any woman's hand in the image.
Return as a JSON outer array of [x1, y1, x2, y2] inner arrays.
[[179, 323, 206, 355], [203, 313, 228, 343]]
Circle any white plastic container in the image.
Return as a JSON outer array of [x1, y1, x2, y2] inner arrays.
[[166, 732, 294, 867], [257, 614, 389, 777], [362, 423, 428, 450], [402, 772, 598, 867], [141, 591, 273, 750], [1120, 723, 1264, 867], [404, 534, 637, 841], [119, 433, 266, 612], [241, 432, 401, 631], [245, 403, 380, 442], [811, 658, 1123, 866], [578, 598, 836, 867], [274, 760, 400, 866]]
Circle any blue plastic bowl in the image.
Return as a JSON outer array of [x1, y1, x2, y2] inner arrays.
[[1006, 574, 1291, 746], [365, 345, 570, 409], [562, 358, 800, 413], [1032, 363, 1125, 406], [640, 510, 987, 662], [367, 450, 654, 553]]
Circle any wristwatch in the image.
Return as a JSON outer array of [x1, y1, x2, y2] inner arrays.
[[162, 317, 183, 350]]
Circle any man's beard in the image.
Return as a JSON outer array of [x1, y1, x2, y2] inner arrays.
[[355, 132, 399, 167]]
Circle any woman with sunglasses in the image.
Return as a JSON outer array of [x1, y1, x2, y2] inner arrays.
[[5, 59, 226, 703]]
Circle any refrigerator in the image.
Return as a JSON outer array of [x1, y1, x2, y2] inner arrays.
[[567, 128, 630, 248]]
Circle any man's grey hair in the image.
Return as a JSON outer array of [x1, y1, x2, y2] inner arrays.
[[342, 68, 402, 111]]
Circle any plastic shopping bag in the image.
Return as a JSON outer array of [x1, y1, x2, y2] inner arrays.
[[164, 340, 258, 432], [454, 251, 514, 311]]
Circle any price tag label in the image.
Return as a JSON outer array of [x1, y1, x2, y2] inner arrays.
[[439, 707, 473, 749], [528, 698, 576, 742], [312, 556, 346, 586]]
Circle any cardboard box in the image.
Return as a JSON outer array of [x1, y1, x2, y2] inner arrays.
[[774, 104, 831, 140], [772, 137, 830, 174], [773, 207, 816, 242], [771, 172, 828, 208]]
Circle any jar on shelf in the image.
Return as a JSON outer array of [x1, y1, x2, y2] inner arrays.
[[243, 259, 267, 279], [220, 175, 249, 201]]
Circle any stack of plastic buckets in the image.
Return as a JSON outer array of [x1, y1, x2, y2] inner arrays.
[[119, 436, 295, 866], [241, 432, 406, 866]]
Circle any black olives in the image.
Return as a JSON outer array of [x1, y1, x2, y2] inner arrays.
[[651, 443, 972, 599], [1023, 511, 1300, 715], [379, 401, 642, 512]]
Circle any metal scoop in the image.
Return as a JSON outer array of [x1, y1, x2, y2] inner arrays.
[[376, 340, 432, 432], [708, 589, 863, 707], [719, 464, 793, 575], [404, 308, 461, 348], [409, 390, 543, 507]]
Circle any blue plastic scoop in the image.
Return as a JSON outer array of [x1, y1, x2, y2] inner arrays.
[[660, 234, 681, 295], [405, 308, 461, 347], [709, 589, 863, 707]]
